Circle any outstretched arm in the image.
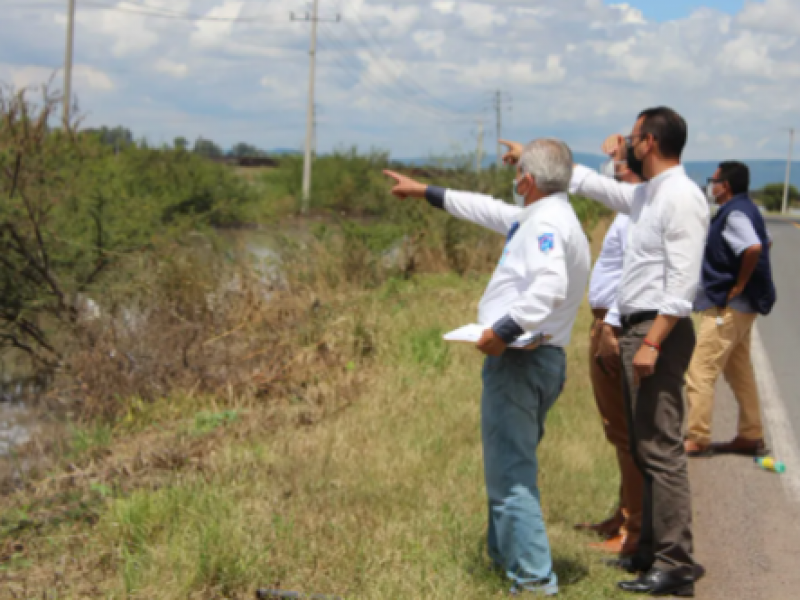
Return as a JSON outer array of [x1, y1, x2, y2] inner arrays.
[[383, 170, 521, 235]]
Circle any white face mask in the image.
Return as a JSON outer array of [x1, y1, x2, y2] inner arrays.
[[513, 177, 527, 207], [600, 159, 627, 181], [706, 183, 719, 204], [600, 159, 617, 179]]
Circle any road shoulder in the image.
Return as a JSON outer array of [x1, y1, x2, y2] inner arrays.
[[691, 378, 800, 600]]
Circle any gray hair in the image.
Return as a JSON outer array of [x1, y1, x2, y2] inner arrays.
[[518, 139, 574, 195]]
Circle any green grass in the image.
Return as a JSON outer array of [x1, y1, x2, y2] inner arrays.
[[1, 273, 627, 599]]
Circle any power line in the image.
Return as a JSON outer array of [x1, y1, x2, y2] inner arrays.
[[317, 25, 469, 124], [338, 3, 475, 117], [7, 1, 287, 22]]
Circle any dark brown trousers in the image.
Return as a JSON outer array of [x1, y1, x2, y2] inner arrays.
[[619, 317, 696, 576]]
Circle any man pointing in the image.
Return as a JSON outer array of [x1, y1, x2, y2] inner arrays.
[[384, 139, 590, 596]]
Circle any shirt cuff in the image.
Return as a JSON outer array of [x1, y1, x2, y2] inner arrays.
[[604, 310, 621, 328], [425, 186, 447, 210], [492, 315, 525, 344], [658, 296, 694, 318], [569, 164, 594, 195]]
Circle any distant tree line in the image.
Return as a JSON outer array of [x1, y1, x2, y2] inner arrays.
[[84, 126, 270, 160]]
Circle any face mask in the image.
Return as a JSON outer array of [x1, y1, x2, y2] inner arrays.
[[626, 141, 646, 180], [706, 183, 719, 204], [600, 160, 627, 181], [600, 159, 616, 179], [513, 177, 527, 207]]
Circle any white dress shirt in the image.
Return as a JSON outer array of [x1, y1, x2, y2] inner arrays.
[[588, 213, 629, 327], [571, 165, 709, 319], [440, 189, 591, 348]]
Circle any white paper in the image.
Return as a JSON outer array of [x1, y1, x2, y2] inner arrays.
[[443, 324, 549, 349]]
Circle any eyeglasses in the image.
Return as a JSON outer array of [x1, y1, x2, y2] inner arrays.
[[624, 133, 655, 147], [707, 177, 724, 185]]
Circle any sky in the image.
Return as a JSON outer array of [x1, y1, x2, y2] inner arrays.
[[0, 0, 798, 161]]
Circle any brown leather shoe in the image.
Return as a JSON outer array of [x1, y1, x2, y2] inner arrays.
[[713, 436, 768, 457], [589, 534, 629, 554], [574, 513, 624, 538], [685, 439, 713, 458]]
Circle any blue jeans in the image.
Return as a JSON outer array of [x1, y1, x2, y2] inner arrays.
[[481, 346, 566, 592]]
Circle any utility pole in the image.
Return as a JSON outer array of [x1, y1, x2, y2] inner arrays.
[[63, 0, 76, 127], [476, 119, 484, 174], [291, 2, 339, 214], [492, 90, 512, 167], [782, 128, 795, 215], [313, 103, 319, 157]]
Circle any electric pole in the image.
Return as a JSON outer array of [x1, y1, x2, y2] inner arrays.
[[476, 119, 484, 174], [782, 127, 795, 215], [291, 2, 339, 214], [63, 0, 76, 127], [492, 90, 512, 167]]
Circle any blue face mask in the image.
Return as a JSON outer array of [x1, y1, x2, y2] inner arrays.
[[513, 177, 527, 207]]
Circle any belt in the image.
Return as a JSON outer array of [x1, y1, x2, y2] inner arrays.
[[620, 311, 659, 329]]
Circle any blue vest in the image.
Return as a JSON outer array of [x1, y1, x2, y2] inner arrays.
[[702, 194, 776, 315]]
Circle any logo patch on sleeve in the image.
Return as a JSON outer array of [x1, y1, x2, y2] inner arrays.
[[538, 233, 555, 254]]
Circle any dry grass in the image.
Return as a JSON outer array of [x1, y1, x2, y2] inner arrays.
[[0, 268, 630, 599], [0, 219, 630, 599]]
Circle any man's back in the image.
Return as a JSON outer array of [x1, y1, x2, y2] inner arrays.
[[477, 193, 590, 348]]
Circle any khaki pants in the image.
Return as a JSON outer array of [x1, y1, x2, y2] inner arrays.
[[589, 318, 643, 553], [686, 308, 764, 446]]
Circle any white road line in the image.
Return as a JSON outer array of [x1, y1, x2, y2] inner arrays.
[[752, 324, 800, 502]]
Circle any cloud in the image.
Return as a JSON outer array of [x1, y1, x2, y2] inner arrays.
[[155, 60, 188, 79], [74, 65, 115, 90], [0, 0, 797, 160], [738, 0, 800, 36]]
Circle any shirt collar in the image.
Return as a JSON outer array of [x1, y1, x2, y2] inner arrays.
[[518, 192, 569, 223], [648, 164, 685, 187]]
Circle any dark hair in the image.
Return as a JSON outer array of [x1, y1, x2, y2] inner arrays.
[[638, 107, 688, 159], [718, 161, 750, 195]]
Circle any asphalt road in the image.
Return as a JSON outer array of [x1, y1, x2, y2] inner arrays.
[[756, 217, 800, 443], [691, 216, 800, 600]]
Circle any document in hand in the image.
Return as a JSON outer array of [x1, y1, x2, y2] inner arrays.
[[443, 324, 551, 350]]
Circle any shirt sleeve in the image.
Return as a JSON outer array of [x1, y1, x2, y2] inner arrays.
[[492, 221, 568, 342], [605, 302, 622, 328], [660, 186, 709, 317], [723, 211, 762, 256], [570, 165, 640, 214], [437, 189, 522, 236]]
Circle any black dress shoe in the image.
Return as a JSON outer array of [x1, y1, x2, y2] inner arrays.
[[618, 568, 696, 597], [604, 555, 654, 574]]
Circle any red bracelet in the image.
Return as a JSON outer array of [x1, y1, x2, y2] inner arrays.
[[643, 339, 661, 352]]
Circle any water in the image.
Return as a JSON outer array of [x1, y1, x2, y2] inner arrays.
[[0, 229, 284, 459], [0, 374, 51, 458], [0, 224, 402, 459]]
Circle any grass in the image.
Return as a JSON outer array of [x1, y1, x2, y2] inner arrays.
[[0, 269, 630, 599]]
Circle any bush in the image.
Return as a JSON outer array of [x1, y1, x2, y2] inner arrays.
[[0, 87, 256, 368], [755, 183, 800, 212]]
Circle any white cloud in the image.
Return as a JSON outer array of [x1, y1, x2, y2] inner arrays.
[[711, 98, 750, 113], [155, 60, 188, 79], [609, 3, 647, 25], [739, 0, 800, 36], [74, 65, 115, 91], [413, 30, 447, 57], [432, 1, 455, 14], [1, 0, 798, 160]]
